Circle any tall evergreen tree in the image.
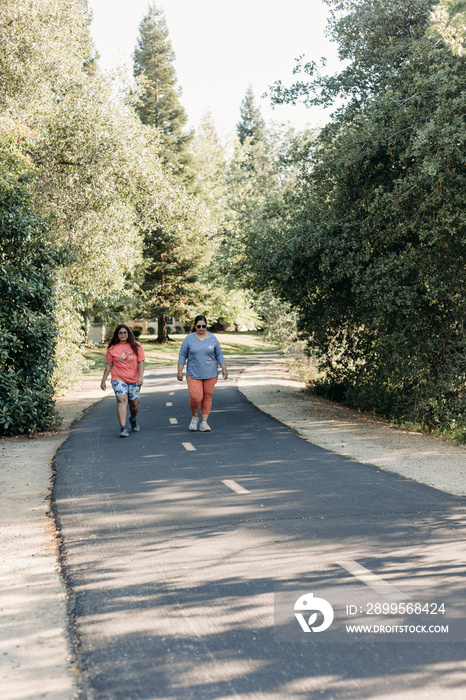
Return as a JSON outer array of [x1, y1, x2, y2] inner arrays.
[[138, 181, 213, 343], [133, 3, 203, 340], [236, 86, 266, 146], [133, 2, 195, 187]]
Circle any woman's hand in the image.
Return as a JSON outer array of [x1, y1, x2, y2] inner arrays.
[[177, 371, 184, 382], [138, 377, 144, 386], [222, 367, 228, 380], [101, 362, 113, 392]]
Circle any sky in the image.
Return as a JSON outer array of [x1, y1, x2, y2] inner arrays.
[[87, 0, 342, 134]]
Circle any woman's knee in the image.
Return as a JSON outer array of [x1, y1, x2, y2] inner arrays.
[[203, 380, 216, 398]]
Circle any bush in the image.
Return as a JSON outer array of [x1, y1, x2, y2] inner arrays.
[[132, 325, 143, 338], [0, 132, 59, 435]]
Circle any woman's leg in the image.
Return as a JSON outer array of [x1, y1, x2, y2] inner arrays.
[[128, 399, 139, 421], [186, 377, 203, 416], [128, 384, 141, 424], [116, 395, 128, 427], [200, 376, 218, 422]]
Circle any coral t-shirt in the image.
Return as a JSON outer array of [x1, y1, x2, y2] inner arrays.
[[106, 342, 145, 384]]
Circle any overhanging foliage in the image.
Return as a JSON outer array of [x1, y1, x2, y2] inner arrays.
[[246, 0, 466, 438]]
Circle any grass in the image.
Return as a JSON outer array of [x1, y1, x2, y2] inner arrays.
[[84, 331, 277, 375]]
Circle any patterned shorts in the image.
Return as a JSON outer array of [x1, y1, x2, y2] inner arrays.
[[111, 380, 141, 401]]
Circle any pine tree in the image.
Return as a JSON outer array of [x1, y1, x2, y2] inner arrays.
[[236, 86, 266, 146], [138, 182, 213, 343], [133, 2, 195, 188]]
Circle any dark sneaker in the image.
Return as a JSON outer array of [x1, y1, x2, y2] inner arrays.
[[130, 419, 140, 432], [119, 427, 130, 438]]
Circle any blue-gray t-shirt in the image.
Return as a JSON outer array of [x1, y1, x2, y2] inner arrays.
[[178, 333, 225, 379]]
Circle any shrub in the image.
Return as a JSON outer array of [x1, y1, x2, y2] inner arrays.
[[0, 131, 59, 435]]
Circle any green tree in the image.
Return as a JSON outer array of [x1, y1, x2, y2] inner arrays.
[[236, 86, 266, 146], [0, 0, 109, 393], [191, 113, 229, 222], [133, 2, 195, 188], [138, 179, 214, 342], [263, 0, 466, 438], [0, 129, 59, 435], [132, 3, 211, 341], [430, 0, 466, 55], [29, 72, 153, 388], [190, 113, 256, 329], [1, 0, 181, 387], [223, 120, 315, 289]]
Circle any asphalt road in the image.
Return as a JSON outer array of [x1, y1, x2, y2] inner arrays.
[[53, 360, 466, 699]]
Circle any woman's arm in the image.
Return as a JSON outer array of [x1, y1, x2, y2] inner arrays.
[[214, 338, 227, 379], [137, 361, 145, 386], [177, 336, 190, 381], [101, 362, 113, 391]]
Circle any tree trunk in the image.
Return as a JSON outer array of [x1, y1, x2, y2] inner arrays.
[[157, 313, 169, 343]]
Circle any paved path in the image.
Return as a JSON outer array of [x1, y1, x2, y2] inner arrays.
[[53, 361, 466, 699], [237, 359, 466, 497]]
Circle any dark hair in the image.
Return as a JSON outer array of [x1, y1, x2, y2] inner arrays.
[[191, 315, 207, 333], [107, 324, 139, 354]]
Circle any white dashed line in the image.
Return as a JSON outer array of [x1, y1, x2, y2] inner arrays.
[[182, 442, 196, 451], [169, 418, 178, 425], [166, 402, 173, 407], [169, 392, 175, 395], [337, 560, 405, 600], [222, 479, 250, 494]]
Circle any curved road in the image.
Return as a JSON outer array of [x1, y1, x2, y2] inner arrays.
[[53, 359, 466, 699]]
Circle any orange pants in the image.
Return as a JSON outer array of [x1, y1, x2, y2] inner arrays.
[[186, 376, 218, 416]]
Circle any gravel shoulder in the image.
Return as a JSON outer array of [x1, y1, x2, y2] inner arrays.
[[1, 358, 465, 699], [0, 378, 103, 700]]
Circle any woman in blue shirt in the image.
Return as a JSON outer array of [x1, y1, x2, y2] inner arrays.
[[177, 315, 228, 431]]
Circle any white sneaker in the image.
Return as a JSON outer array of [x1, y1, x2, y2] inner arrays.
[[199, 421, 211, 432], [189, 417, 199, 431]]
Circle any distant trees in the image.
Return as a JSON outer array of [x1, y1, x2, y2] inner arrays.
[[222, 88, 313, 304], [237, 86, 266, 146], [138, 176, 213, 343]]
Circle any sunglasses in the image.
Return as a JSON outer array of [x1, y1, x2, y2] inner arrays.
[[196, 324, 206, 328]]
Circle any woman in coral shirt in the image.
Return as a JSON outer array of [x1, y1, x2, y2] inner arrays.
[[100, 325, 145, 437]]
